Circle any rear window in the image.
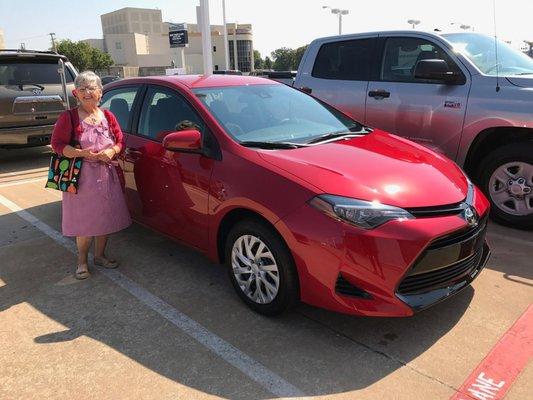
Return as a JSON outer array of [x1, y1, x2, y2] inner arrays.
[[0, 60, 74, 85], [312, 38, 374, 81]]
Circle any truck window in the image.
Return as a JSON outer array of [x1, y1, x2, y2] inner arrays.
[[381, 37, 461, 83], [312, 38, 374, 81]]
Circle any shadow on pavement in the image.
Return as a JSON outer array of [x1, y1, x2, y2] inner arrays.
[[0, 201, 479, 398], [0, 146, 52, 175]]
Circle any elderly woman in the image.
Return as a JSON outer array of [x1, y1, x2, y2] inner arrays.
[[51, 71, 131, 280]]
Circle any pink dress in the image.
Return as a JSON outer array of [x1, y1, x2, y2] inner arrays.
[[62, 118, 131, 237]]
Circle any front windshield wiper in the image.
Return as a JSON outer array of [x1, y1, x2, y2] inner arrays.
[[306, 127, 372, 144], [240, 141, 307, 149], [515, 72, 533, 76]]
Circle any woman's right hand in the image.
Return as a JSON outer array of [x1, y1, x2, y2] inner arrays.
[[81, 149, 100, 161]]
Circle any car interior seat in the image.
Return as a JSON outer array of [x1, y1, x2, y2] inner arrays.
[[109, 98, 129, 129]]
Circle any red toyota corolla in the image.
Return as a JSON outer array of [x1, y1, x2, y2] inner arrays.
[[102, 75, 490, 317]]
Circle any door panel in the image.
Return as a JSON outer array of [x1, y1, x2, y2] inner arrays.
[[365, 36, 470, 159], [297, 37, 376, 123], [124, 85, 213, 251]]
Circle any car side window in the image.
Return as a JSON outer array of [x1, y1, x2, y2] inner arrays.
[[312, 38, 374, 81], [100, 86, 140, 131], [138, 86, 205, 142], [381, 37, 461, 83]]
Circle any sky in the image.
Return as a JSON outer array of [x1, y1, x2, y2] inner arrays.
[[1, 0, 532, 57]]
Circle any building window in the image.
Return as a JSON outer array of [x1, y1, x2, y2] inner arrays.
[[215, 65, 219, 70], [213, 46, 217, 52], [228, 40, 252, 72], [115, 42, 122, 50]]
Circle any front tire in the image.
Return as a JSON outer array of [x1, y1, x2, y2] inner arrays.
[[476, 142, 533, 230], [225, 219, 299, 315]]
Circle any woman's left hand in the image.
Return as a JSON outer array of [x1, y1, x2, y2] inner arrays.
[[97, 148, 116, 163]]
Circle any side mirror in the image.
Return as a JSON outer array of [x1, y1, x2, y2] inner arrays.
[[414, 59, 462, 84], [162, 129, 202, 152]]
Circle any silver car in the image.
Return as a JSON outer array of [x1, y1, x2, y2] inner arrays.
[[294, 31, 533, 229]]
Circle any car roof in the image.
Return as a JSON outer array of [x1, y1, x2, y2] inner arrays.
[[112, 74, 279, 90], [0, 49, 68, 61]]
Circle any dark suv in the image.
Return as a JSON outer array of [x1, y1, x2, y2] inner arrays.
[[0, 49, 77, 148]]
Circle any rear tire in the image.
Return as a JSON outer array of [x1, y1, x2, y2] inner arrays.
[[225, 219, 299, 315], [476, 142, 533, 230]]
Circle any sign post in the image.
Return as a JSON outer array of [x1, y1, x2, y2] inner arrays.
[[169, 22, 188, 72]]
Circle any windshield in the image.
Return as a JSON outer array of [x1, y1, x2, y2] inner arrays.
[[0, 61, 75, 85], [193, 84, 361, 144], [444, 33, 533, 76]]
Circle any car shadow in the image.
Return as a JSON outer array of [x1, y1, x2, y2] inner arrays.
[[0, 201, 478, 398], [0, 146, 52, 175]]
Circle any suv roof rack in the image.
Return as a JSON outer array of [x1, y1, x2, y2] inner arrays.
[[0, 49, 59, 55]]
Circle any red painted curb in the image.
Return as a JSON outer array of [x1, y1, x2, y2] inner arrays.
[[450, 304, 533, 400]]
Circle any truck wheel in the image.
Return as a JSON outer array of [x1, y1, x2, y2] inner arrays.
[[225, 219, 299, 315], [477, 143, 533, 230]]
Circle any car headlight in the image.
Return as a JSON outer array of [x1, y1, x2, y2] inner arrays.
[[309, 194, 414, 229]]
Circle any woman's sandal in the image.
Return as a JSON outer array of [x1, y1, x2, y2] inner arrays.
[[75, 264, 90, 280], [93, 256, 119, 269]]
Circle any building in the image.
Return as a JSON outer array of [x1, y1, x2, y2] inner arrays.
[[174, 23, 254, 73], [0, 29, 5, 50], [82, 7, 254, 76]]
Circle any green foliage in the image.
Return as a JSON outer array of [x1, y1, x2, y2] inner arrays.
[[56, 40, 113, 72], [253, 50, 263, 69], [263, 56, 272, 70], [270, 45, 309, 71], [271, 47, 295, 71]]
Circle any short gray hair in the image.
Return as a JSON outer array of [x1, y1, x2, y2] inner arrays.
[[74, 71, 102, 90]]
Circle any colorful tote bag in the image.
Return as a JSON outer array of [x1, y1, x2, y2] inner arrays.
[[45, 111, 83, 194]]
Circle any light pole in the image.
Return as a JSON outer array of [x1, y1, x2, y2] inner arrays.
[[222, 0, 230, 70], [407, 19, 420, 29], [322, 6, 349, 35]]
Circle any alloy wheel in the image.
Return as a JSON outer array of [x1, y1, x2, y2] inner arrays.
[[489, 161, 533, 216], [231, 235, 280, 304]]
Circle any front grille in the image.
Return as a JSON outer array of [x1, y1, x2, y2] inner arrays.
[[398, 249, 483, 294], [428, 214, 488, 250], [406, 202, 464, 218], [397, 213, 488, 295], [335, 274, 372, 298]]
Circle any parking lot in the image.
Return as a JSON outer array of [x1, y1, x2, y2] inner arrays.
[[0, 145, 531, 400]]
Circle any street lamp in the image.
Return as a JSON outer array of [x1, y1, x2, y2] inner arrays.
[[451, 22, 474, 31], [407, 19, 420, 29], [323, 5, 349, 35]]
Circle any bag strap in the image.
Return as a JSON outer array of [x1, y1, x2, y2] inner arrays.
[[67, 108, 78, 144], [102, 109, 117, 142]]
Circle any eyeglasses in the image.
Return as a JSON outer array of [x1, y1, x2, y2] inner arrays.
[[78, 86, 99, 93]]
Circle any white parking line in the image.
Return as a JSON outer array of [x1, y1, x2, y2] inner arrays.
[[0, 194, 305, 398], [0, 177, 47, 188]]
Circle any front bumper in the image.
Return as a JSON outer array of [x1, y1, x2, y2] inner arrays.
[[275, 188, 491, 317], [0, 124, 54, 147]]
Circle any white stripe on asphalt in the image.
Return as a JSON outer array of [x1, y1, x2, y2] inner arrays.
[[0, 194, 305, 398], [0, 177, 47, 188]]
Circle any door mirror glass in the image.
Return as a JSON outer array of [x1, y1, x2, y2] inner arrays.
[[163, 129, 202, 152], [414, 59, 460, 83]]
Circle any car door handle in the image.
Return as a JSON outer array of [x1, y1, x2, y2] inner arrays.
[[368, 90, 390, 99], [299, 86, 312, 94]]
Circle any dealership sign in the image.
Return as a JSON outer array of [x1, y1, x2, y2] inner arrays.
[[169, 23, 188, 48]]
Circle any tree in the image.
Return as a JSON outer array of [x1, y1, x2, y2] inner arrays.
[[56, 40, 113, 72], [253, 50, 263, 69], [263, 56, 272, 70], [294, 45, 309, 70], [271, 47, 295, 71]]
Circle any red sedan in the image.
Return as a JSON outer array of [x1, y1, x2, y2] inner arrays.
[[102, 75, 490, 316]]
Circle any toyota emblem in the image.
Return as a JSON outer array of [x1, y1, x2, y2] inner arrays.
[[464, 206, 478, 227], [32, 88, 42, 95]]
